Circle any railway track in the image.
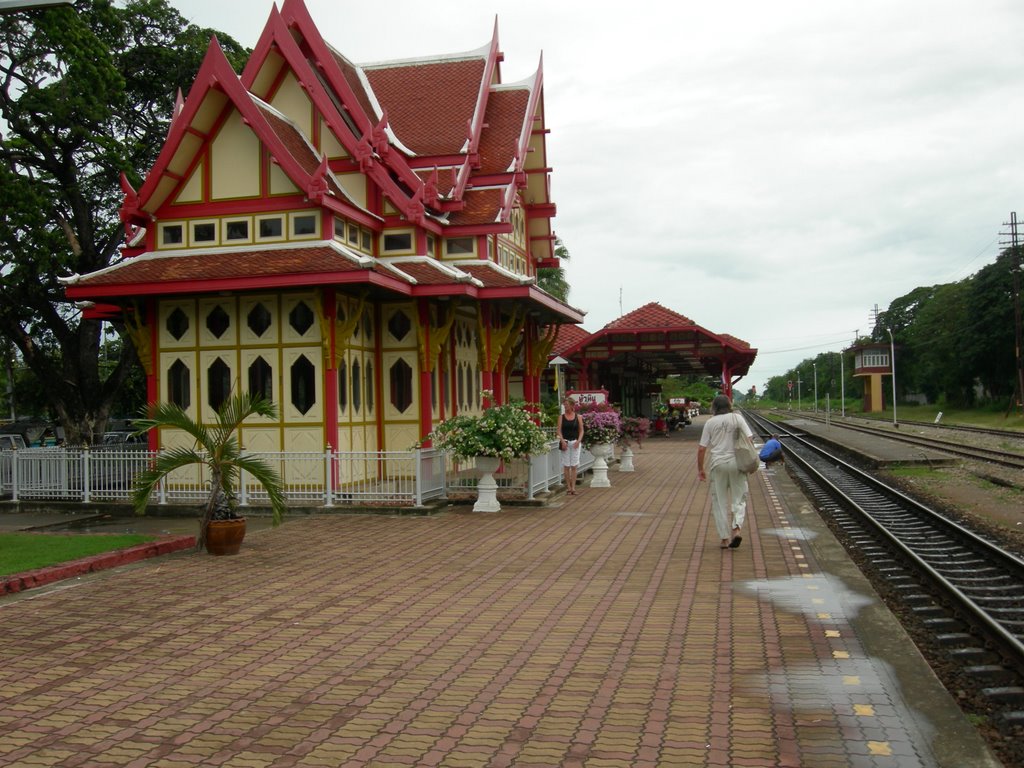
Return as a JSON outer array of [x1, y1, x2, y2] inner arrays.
[[743, 412, 1024, 747], [841, 414, 1024, 441], [775, 410, 1024, 471]]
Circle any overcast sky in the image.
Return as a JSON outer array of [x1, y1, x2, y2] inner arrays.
[[169, 0, 1024, 392]]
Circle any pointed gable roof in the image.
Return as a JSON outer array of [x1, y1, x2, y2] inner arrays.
[[556, 302, 758, 379], [603, 302, 694, 331], [363, 53, 487, 157], [120, 36, 355, 226]]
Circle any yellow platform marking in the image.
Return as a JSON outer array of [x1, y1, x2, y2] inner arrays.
[[844, 676, 861, 686], [867, 741, 892, 756], [854, 704, 874, 716], [833, 650, 850, 659]]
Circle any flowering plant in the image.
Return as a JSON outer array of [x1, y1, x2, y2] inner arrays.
[[578, 403, 622, 449], [620, 416, 650, 447], [419, 398, 549, 461]]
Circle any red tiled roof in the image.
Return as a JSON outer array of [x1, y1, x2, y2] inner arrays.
[[717, 333, 752, 350], [477, 89, 529, 175], [414, 168, 457, 198], [365, 59, 485, 156], [551, 323, 591, 357], [452, 261, 528, 288], [447, 188, 504, 226], [328, 49, 377, 131], [603, 302, 694, 331], [387, 259, 475, 286], [68, 246, 380, 288]]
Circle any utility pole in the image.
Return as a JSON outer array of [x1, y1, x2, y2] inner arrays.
[[1011, 213, 1023, 413], [1002, 213, 1024, 414]]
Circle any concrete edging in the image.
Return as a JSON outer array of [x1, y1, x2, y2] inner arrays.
[[1, 536, 195, 596]]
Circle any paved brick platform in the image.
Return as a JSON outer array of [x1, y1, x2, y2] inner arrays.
[[0, 423, 999, 767]]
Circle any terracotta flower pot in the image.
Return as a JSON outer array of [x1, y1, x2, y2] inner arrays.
[[205, 518, 246, 556]]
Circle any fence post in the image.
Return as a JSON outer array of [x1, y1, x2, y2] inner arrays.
[[82, 445, 91, 504], [526, 455, 535, 500], [238, 458, 248, 508], [414, 449, 423, 506], [324, 449, 333, 507], [11, 449, 18, 503]]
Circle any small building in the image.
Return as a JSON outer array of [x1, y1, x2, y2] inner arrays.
[[545, 302, 757, 414], [62, 0, 582, 457], [850, 342, 892, 412]]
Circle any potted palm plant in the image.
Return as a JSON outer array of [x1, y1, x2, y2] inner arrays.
[[131, 393, 287, 554]]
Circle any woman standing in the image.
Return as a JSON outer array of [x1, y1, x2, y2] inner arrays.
[[557, 397, 584, 495], [697, 394, 755, 548]]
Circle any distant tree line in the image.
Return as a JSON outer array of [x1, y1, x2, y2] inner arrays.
[[761, 246, 1022, 409]]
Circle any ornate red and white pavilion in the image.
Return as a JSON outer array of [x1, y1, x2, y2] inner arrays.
[[63, 0, 583, 455], [545, 303, 757, 414]]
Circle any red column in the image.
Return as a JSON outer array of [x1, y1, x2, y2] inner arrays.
[[480, 303, 494, 408], [146, 298, 159, 452], [323, 289, 339, 451]]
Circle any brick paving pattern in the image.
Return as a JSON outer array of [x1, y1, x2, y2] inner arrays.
[[0, 431, 969, 766]]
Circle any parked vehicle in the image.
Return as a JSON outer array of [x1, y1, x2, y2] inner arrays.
[[0, 434, 27, 450]]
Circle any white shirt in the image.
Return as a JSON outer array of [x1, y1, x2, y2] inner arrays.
[[699, 413, 753, 472]]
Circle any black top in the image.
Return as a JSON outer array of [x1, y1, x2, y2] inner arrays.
[[560, 413, 581, 441]]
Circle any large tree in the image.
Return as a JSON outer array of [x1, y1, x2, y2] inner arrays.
[[0, 0, 247, 443]]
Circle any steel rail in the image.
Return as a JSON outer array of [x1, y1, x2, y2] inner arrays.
[[743, 411, 1024, 665], [774, 411, 1024, 469]]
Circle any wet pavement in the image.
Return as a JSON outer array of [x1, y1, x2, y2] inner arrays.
[[0, 424, 1001, 767]]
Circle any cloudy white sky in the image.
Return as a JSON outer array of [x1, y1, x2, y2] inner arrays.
[[170, 0, 1024, 391]]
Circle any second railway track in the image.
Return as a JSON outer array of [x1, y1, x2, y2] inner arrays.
[[743, 410, 1024, 759]]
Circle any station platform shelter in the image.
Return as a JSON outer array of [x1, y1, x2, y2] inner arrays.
[[544, 302, 757, 415], [0, 420, 996, 767]]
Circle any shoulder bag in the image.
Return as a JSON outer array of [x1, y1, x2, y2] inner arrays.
[[732, 414, 759, 474]]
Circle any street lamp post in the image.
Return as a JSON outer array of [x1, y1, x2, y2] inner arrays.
[[886, 328, 897, 427], [813, 363, 818, 413], [839, 350, 845, 418], [549, 356, 569, 412]]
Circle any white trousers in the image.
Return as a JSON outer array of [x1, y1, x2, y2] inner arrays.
[[709, 459, 749, 540]]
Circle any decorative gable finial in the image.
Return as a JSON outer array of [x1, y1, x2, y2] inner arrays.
[[118, 171, 143, 225], [167, 88, 185, 135], [307, 156, 330, 202], [422, 167, 439, 207], [371, 109, 390, 158]]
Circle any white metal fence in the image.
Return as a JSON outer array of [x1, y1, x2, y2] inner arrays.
[[0, 440, 584, 509]]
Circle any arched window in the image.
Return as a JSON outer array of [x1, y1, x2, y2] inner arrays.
[[352, 359, 362, 412], [338, 360, 348, 412], [168, 359, 190, 409], [290, 355, 316, 415], [248, 356, 272, 401], [207, 358, 232, 412], [390, 359, 413, 413]]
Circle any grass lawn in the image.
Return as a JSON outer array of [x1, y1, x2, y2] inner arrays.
[[0, 532, 157, 577]]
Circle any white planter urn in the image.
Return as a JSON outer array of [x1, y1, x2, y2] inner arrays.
[[590, 442, 613, 487], [619, 445, 635, 472], [473, 455, 502, 512]]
